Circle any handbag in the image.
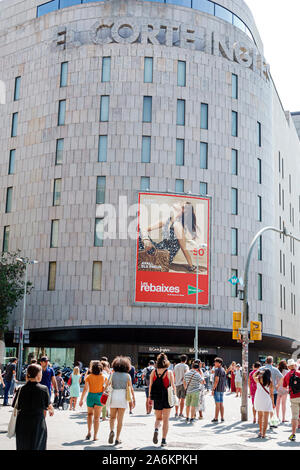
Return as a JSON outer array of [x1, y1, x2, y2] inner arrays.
[[167, 386, 178, 407], [7, 387, 22, 439], [67, 376, 72, 386], [101, 376, 112, 406], [138, 249, 170, 272], [126, 381, 132, 403]]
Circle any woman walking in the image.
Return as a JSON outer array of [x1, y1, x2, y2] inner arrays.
[[79, 360, 107, 441], [106, 356, 135, 446], [100, 360, 111, 421], [184, 361, 204, 423], [227, 362, 236, 394], [149, 353, 176, 447], [248, 362, 261, 423], [13, 364, 54, 450], [69, 366, 81, 411], [253, 369, 275, 438], [276, 360, 289, 423], [234, 364, 242, 397]]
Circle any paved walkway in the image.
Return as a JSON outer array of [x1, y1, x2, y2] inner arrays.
[[0, 388, 299, 450]]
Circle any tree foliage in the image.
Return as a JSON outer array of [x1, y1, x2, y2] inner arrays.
[[0, 251, 33, 332]]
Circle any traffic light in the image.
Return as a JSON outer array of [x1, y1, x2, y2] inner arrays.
[[232, 311, 241, 340], [250, 321, 262, 341]]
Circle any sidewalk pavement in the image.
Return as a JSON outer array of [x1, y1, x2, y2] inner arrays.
[[0, 388, 299, 450]]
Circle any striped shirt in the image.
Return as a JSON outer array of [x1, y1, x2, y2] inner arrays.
[[184, 370, 202, 393]]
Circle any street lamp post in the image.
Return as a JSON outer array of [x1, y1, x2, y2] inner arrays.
[[195, 248, 199, 361], [240, 226, 300, 421], [16, 257, 38, 380]]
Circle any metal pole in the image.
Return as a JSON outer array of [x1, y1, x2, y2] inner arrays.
[[195, 248, 199, 360], [240, 225, 298, 421], [18, 262, 28, 380]]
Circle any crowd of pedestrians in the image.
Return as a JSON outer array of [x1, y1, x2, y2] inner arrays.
[[1, 353, 300, 449]]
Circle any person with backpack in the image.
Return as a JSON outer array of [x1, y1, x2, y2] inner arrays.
[[282, 359, 300, 442], [253, 368, 275, 439], [148, 353, 176, 448], [142, 360, 155, 414]]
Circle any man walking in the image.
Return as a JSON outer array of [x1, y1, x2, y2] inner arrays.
[[142, 360, 155, 414], [282, 359, 300, 441], [40, 356, 58, 401], [211, 357, 226, 423], [3, 357, 17, 406], [174, 355, 189, 418]]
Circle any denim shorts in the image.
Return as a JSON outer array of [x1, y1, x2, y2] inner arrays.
[[214, 392, 224, 403]]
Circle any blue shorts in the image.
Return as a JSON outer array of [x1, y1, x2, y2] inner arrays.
[[214, 392, 224, 403]]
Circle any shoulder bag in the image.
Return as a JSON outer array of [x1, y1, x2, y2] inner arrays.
[[100, 375, 112, 407], [7, 387, 22, 439], [167, 371, 179, 407]]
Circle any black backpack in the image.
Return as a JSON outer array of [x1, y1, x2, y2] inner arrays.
[[289, 371, 300, 395], [150, 369, 167, 401]]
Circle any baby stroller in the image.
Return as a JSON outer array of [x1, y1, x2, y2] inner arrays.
[[54, 385, 70, 410]]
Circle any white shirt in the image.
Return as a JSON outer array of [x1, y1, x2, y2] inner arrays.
[[174, 363, 189, 386]]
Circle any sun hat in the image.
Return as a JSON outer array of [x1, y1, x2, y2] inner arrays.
[[287, 359, 296, 367]]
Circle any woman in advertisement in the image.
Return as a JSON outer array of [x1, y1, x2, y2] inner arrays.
[[138, 201, 201, 273]]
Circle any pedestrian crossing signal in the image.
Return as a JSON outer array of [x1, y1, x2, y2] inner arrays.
[[232, 312, 241, 340], [250, 321, 262, 341]]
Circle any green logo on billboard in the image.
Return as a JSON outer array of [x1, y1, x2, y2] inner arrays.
[[188, 285, 204, 295]]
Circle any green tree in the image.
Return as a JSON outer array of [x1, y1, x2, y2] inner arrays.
[[0, 251, 33, 366]]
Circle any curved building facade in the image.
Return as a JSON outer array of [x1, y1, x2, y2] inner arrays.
[[0, 0, 299, 366]]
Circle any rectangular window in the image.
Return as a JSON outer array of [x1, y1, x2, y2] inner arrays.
[[50, 220, 59, 248], [258, 273, 262, 300], [200, 142, 208, 169], [55, 139, 64, 165], [232, 111, 238, 137], [101, 57, 111, 83], [257, 158, 262, 184], [232, 74, 238, 99], [94, 218, 104, 247], [193, 0, 214, 14], [231, 269, 238, 297], [200, 182, 207, 196], [14, 76, 21, 101], [176, 139, 184, 166], [8, 149, 16, 174], [231, 149, 238, 175], [258, 235, 262, 261], [142, 96, 152, 122], [5, 187, 13, 213], [98, 135, 107, 162], [100, 95, 109, 122], [141, 136, 151, 163], [258, 313, 263, 325], [175, 179, 184, 193], [257, 121, 262, 147], [92, 261, 102, 291], [231, 188, 238, 215], [60, 62, 68, 87], [140, 176, 150, 190], [177, 99, 185, 126], [58, 100, 66, 126], [144, 57, 153, 83], [231, 228, 238, 255], [177, 61, 186, 87], [48, 262, 56, 291], [96, 176, 106, 204], [258, 195, 262, 222], [3, 226, 10, 253], [53, 178, 62, 206], [11, 112, 18, 137], [215, 4, 233, 23], [200, 103, 208, 129]]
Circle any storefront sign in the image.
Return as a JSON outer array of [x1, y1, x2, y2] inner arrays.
[[139, 345, 217, 355], [134, 192, 210, 306], [56, 19, 270, 81]]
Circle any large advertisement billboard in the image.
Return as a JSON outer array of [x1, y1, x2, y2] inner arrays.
[[134, 192, 210, 306]]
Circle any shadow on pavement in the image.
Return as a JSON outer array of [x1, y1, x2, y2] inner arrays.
[[62, 439, 94, 447]]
